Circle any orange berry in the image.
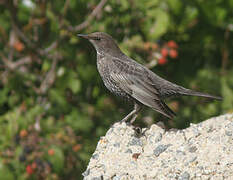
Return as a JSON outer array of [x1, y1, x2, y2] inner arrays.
[[14, 41, 25, 52], [26, 165, 34, 175], [48, 149, 55, 156], [31, 162, 37, 169], [158, 58, 167, 65], [169, 49, 178, 58], [161, 48, 168, 57], [167, 40, 178, 49], [20, 129, 28, 138], [72, 144, 82, 152]]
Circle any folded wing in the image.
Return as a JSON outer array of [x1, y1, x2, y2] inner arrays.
[[110, 59, 176, 118]]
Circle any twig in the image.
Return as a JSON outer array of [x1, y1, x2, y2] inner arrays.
[[69, 0, 108, 32], [37, 53, 61, 94], [58, 0, 70, 29], [13, 56, 32, 67], [39, 41, 59, 55], [63, 0, 70, 16], [0, 52, 13, 69], [6, 0, 57, 58], [0, 52, 32, 70], [6, 0, 35, 48]]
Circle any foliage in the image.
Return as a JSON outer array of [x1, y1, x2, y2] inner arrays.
[[0, 0, 232, 179]]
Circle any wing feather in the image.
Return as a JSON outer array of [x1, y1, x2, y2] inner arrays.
[[109, 59, 176, 118]]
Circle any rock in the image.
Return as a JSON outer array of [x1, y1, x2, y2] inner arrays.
[[83, 114, 233, 179]]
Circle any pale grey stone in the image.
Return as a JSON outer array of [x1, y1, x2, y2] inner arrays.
[[178, 172, 190, 180], [128, 137, 143, 146], [188, 146, 197, 153], [125, 149, 132, 153], [113, 143, 120, 148], [153, 144, 171, 157], [91, 177, 103, 180], [92, 153, 99, 160], [83, 114, 233, 179]]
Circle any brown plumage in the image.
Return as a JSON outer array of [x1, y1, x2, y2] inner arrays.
[[78, 32, 222, 123]]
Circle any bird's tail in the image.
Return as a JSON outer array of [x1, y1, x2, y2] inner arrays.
[[180, 88, 222, 100]]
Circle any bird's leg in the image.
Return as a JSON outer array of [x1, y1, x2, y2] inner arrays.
[[130, 104, 142, 124], [120, 103, 141, 123], [120, 109, 137, 123]]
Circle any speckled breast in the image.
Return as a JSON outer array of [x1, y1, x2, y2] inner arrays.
[[97, 54, 132, 100]]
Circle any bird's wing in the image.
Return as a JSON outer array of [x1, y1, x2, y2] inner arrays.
[[109, 58, 176, 118]]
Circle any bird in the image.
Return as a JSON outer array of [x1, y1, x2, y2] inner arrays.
[[78, 32, 222, 124]]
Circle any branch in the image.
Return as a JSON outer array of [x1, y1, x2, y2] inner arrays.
[[6, 0, 36, 48], [6, 0, 58, 58], [39, 41, 59, 56], [69, 0, 108, 32], [36, 52, 62, 94], [63, 0, 70, 16], [0, 52, 32, 70], [13, 56, 32, 68]]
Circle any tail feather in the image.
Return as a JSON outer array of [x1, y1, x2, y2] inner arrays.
[[180, 89, 222, 100]]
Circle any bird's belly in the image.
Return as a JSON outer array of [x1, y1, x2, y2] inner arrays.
[[103, 76, 131, 99], [97, 57, 132, 100]]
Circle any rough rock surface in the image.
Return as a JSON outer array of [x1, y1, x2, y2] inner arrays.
[[83, 114, 233, 180]]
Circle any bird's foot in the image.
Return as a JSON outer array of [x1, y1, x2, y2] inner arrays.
[[133, 126, 142, 137]]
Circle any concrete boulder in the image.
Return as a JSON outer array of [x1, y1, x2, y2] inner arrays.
[[83, 114, 233, 180]]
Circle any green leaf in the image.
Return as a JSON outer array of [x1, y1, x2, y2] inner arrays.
[[46, 146, 65, 173], [65, 110, 93, 132], [68, 79, 81, 94], [49, 89, 67, 108], [42, 60, 51, 72], [0, 161, 15, 180], [167, 0, 182, 15], [69, 36, 78, 44], [147, 9, 170, 39]]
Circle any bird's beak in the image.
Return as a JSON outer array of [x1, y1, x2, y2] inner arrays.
[[77, 34, 89, 39]]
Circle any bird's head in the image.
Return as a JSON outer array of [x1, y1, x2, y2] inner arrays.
[[78, 32, 123, 57]]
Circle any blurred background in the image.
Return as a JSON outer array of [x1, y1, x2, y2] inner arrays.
[[0, 0, 232, 179]]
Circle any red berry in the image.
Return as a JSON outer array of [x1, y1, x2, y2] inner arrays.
[[72, 144, 82, 152], [167, 40, 178, 49], [13, 41, 25, 52], [26, 165, 34, 175], [169, 49, 178, 58], [158, 58, 167, 65], [31, 162, 37, 169], [161, 48, 168, 57], [20, 129, 28, 138], [48, 149, 55, 156]]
